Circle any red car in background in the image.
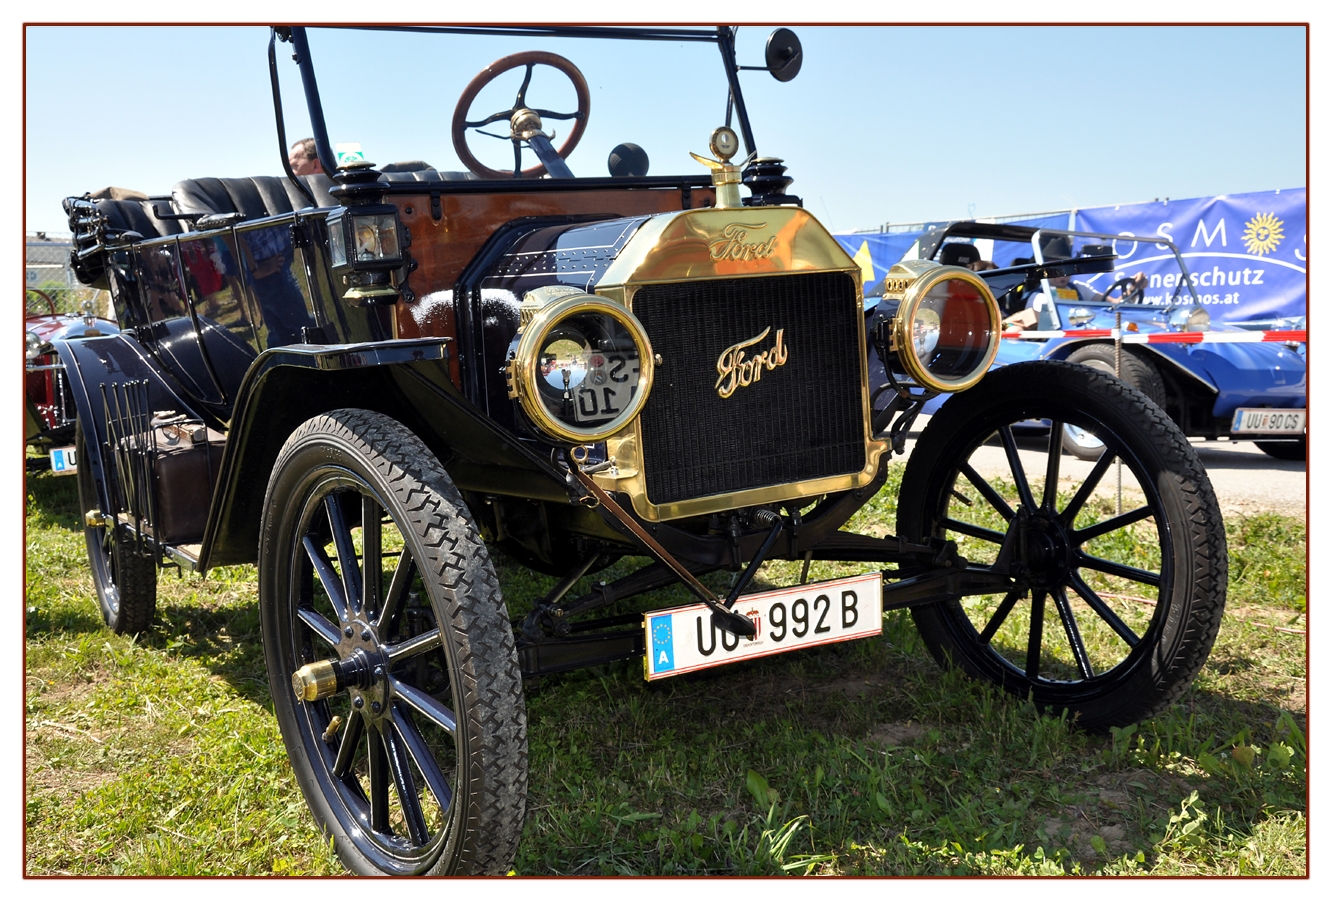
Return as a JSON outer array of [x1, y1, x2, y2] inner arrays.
[[24, 288, 118, 470]]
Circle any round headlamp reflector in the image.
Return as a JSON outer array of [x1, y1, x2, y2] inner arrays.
[[1169, 305, 1210, 332], [892, 267, 1001, 392], [513, 295, 654, 442]]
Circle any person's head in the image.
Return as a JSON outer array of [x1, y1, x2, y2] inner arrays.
[[289, 138, 322, 176], [969, 260, 998, 272]]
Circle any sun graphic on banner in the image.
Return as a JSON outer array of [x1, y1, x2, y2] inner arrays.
[[1242, 212, 1284, 256]]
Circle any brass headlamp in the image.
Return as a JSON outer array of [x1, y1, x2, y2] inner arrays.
[[505, 287, 655, 443], [880, 260, 1001, 393]]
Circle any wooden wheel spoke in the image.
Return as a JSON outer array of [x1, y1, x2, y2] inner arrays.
[[1076, 553, 1161, 589], [303, 535, 350, 623], [391, 676, 458, 734], [1042, 423, 1063, 510], [325, 494, 362, 614], [999, 425, 1038, 512], [1069, 572, 1141, 648], [1072, 505, 1155, 543], [1025, 590, 1045, 679], [960, 462, 1015, 521], [376, 554, 418, 635], [1052, 586, 1094, 679], [383, 721, 430, 845], [332, 710, 366, 779], [978, 589, 1025, 644], [392, 703, 454, 815], [296, 605, 343, 650], [386, 629, 443, 665], [940, 517, 1006, 545], [367, 726, 391, 834], [361, 496, 382, 619], [1061, 451, 1115, 524]]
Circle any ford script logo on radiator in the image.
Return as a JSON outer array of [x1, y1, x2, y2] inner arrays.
[[714, 326, 789, 399], [708, 223, 778, 262]]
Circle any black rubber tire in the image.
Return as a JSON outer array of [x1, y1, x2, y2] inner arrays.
[[898, 360, 1227, 731], [1061, 344, 1167, 460], [74, 420, 157, 634], [1255, 438, 1306, 461], [259, 409, 527, 875]]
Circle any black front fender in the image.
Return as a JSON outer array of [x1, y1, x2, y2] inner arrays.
[[198, 338, 572, 569]]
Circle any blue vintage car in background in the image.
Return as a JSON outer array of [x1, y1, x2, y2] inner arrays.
[[866, 221, 1307, 461]]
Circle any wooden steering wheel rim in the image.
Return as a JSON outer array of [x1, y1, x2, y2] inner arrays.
[[451, 51, 591, 180], [26, 288, 58, 317]]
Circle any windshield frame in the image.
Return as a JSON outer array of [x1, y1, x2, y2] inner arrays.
[[271, 25, 757, 184]]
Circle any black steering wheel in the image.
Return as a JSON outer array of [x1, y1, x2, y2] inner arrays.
[[1102, 276, 1144, 304], [451, 51, 591, 179]]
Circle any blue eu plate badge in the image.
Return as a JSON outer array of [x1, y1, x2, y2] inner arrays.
[[650, 614, 675, 674]]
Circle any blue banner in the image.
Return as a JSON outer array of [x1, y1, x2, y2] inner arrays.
[[834, 229, 930, 290], [1074, 189, 1305, 324]]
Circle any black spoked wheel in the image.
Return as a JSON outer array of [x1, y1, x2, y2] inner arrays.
[[260, 409, 527, 875], [898, 361, 1227, 730], [74, 420, 157, 634]]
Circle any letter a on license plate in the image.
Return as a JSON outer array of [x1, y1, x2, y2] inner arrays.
[[643, 571, 883, 680]]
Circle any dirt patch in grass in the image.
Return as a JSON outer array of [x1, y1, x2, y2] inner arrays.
[[866, 720, 928, 748]]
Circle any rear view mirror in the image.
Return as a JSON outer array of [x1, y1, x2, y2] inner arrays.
[[766, 28, 802, 81]]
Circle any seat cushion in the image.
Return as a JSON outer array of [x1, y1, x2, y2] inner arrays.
[[172, 174, 336, 220]]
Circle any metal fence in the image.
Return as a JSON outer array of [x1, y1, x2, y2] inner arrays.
[[25, 233, 112, 317]]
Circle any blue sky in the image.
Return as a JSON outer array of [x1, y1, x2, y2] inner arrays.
[[21, 17, 1308, 236]]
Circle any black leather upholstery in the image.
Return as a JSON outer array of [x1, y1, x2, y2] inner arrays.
[[171, 174, 336, 219], [170, 169, 476, 222], [93, 197, 186, 240]]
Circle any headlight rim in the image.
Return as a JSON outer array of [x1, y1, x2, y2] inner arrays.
[[512, 294, 655, 443], [890, 265, 1001, 393]]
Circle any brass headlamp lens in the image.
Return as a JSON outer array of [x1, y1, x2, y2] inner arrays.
[[892, 266, 1001, 392], [513, 296, 654, 442]]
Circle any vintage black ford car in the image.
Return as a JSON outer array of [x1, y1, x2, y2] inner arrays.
[[54, 25, 1227, 875]]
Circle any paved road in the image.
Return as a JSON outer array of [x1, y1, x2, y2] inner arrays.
[[899, 417, 1306, 518]]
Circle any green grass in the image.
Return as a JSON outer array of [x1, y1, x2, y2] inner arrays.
[[24, 464, 1306, 876]]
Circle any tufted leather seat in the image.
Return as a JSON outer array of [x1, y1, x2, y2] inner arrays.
[[93, 197, 187, 240], [170, 168, 478, 222], [171, 174, 337, 220]]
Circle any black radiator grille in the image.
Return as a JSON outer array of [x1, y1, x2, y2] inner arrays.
[[634, 271, 866, 506]]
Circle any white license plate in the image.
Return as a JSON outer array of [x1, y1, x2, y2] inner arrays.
[[643, 571, 883, 680], [49, 445, 77, 475], [572, 359, 640, 423], [1231, 408, 1306, 435]]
